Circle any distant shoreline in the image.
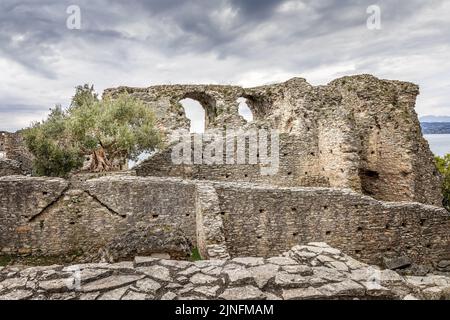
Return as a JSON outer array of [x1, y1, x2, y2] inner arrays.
[[421, 122, 450, 134]]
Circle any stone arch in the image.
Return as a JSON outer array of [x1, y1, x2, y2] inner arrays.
[[179, 98, 206, 133], [237, 97, 254, 122], [241, 94, 271, 121], [180, 92, 217, 130]]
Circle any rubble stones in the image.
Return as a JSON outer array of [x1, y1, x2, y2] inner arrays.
[[0, 243, 448, 300]]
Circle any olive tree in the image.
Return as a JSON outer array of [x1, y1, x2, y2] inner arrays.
[[24, 85, 162, 177]]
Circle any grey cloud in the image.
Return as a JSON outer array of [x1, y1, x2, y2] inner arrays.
[[0, 103, 48, 132], [1, 1, 443, 66], [0, 1, 449, 131]]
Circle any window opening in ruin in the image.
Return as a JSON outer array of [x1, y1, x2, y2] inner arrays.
[[237, 97, 254, 122], [0, 151, 5, 159], [180, 98, 206, 133], [241, 94, 271, 121]]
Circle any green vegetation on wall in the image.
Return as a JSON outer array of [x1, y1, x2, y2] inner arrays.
[[23, 85, 162, 177], [0, 255, 12, 267], [435, 154, 450, 211], [190, 247, 202, 261]]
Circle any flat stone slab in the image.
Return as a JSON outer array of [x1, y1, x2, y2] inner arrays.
[[134, 257, 159, 268], [0, 290, 33, 300], [134, 278, 161, 294], [137, 266, 171, 282], [190, 273, 218, 285], [219, 286, 266, 300], [39, 278, 72, 293], [232, 257, 265, 267], [282, 287, 323, 300], [82, 275, 144, 292]]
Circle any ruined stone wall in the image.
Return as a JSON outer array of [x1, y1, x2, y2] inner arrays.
[[214, 183, 450, 272], [1, 176, 448, 272], [135, 134, 329, 188], [0, 176, 197, 264], [104, 75, 442, 206], [0, 159, 23, 176], [0, 131, 33, 176], [329, 77, 442, 205]]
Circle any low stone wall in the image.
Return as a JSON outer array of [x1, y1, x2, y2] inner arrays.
[[1, 243, 449, 300], [0, 176, 449, 273], [214, 183, 450, 272], [0, 176, 197, 263]]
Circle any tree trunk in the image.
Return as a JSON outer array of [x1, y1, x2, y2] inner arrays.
[[90, 147, 113, 172]]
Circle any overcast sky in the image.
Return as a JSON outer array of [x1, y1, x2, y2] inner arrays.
[[1, 0, 450, 132]]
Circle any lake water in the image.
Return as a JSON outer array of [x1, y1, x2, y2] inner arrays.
[[424, 134, 450, 156]]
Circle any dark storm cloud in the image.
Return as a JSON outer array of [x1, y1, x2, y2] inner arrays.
[[0, 0, 441, 69], [229, 0, 282, 18], [0, 0, 132, 77], [0, 1, 449, 131], [0, 1, 63, 76], [118, 0, 440, 63]]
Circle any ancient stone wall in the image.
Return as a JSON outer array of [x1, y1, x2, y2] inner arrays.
[[0, 176, 197, 264], [135, 134, 329, 188], [0, 159, 23, 176], [0, 131, 33, 176], [214, 183, 450, 272], [1, 176, 448, 273], [104, 75, 443, 206]]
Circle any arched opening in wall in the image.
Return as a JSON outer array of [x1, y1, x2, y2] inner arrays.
[[241, 94, 271, 121], [237, 97, 254, 123], [179, 98, 206, 133], [179, 92, 217, 133]]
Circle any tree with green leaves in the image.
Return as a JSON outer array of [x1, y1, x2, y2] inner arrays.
[[435, 154, 450, 211], [24, 85, 162, 177]]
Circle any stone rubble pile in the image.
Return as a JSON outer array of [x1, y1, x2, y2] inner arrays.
[[1, 243, 449, 300]]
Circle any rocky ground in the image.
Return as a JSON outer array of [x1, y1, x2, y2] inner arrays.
[[1, 243, 449, 300]]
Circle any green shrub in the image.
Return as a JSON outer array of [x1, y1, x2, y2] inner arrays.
[[435, 154, 450, 211]]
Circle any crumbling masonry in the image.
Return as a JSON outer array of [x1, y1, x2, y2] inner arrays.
[[104, 75, 443, 206], [0, 131, 32, 176], [0, 75, 449, 274]]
